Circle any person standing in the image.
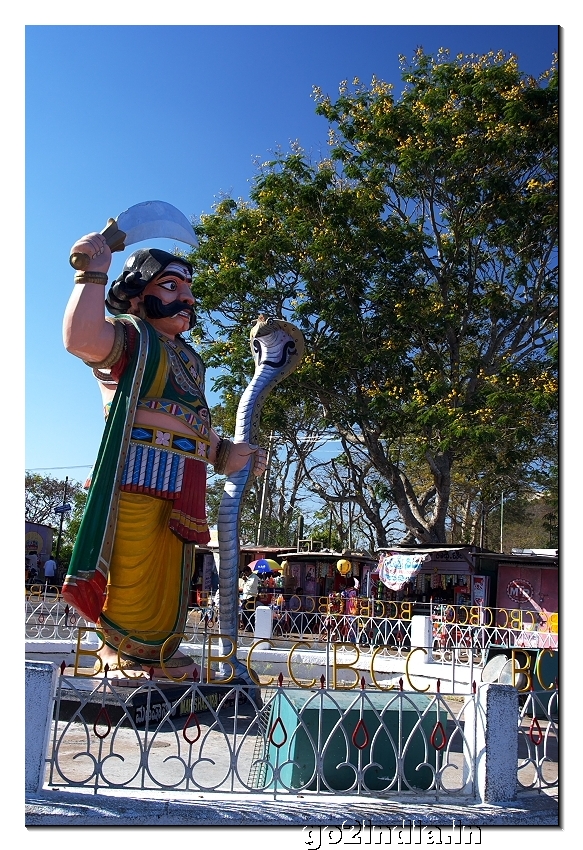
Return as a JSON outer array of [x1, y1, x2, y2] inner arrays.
[[43, 555, 57, 585], [26, 557, 39, 585], [240, 567, 259, 631], [341, 577, 359, 642], [241, 567, 259, 602]]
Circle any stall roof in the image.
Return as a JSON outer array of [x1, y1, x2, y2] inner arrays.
[[475, 551, 558, 567], [277, 550, 377, 563], [376, 546, 469, 555], [512, 548, 558, 557]]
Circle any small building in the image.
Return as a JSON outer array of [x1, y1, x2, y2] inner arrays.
[[190, 541, 299, 606], [25, 521, 54, 567], [275, 545, 378, 598], [373, 545, 558, 627], [473, 548, 558, 624]]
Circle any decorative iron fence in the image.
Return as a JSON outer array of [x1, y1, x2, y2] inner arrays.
[[430, 603, 558, 652], [45, 670, 479, 799], [26, 599, 557, 680], [517, 688, 558, 795], [25, 599, 90, 640]]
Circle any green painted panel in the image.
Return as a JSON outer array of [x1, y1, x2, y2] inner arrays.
[[267, 690, 438, 792]]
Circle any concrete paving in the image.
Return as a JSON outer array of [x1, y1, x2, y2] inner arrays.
[[25, 786, 558, 827]]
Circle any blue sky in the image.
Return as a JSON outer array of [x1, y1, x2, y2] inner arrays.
[[24, 23, 559, 488]]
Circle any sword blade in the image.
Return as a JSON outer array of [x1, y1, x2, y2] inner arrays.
[[117, 200, 198, 248], [69, 201, 198, 271]]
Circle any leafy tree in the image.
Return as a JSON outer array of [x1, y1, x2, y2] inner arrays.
[[304, 507, 344, 552], [25, 473, 83, 527], [189, 48, 558, 545], [302, 443, 403, 550], [25, 473, 86, 568], [54, 489, 87, 571]]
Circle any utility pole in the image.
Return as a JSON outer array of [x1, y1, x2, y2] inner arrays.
[[256, 433, 275, 546], [499, 491, 504, 553], [479, 501, 486, 549], [55, 476, 69, 568]]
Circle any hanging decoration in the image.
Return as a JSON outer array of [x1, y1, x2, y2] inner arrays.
[[378, 552, 429, 591], [336, 558, 351, 575]]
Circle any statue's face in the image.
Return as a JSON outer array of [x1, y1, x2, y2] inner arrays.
[[130, 262, 195, 337]]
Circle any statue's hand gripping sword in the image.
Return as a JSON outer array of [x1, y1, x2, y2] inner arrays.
[[69, 200, 198, 270]]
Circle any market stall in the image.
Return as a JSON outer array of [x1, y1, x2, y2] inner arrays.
[[373, 546, 485, 609], [277, 549, 378, 602]]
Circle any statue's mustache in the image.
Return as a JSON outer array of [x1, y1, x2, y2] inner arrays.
[[143, 296, 196, 328]]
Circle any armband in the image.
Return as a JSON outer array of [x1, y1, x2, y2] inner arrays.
[[83, 319, 126, 369], [214, 437, 233, 475]]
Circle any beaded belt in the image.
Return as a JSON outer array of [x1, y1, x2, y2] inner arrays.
[[129, 425, 210, 460]]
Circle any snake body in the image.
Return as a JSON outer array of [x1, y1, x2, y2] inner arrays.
[[217, 317, 304, 682]]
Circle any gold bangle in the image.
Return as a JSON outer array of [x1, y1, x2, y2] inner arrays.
[[74, 271, 108, 285]]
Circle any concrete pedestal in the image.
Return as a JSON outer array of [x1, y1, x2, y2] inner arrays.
[[254, 605, 273, 649]]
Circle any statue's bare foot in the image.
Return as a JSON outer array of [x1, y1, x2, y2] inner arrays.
[[149, 651, 198, 680], [93, 645, 148, 682], [94, 645, 197, 683]]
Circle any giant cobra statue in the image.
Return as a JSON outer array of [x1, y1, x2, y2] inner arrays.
[[216, 316, 305, 687]]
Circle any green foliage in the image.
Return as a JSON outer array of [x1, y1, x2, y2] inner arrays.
[[490, 491, 558, 551], [306, 508, 344, 552], [188, 49, 558, 545], [25, 473, 84, 526], [25, 473, 86, 568], [55, 489, 88, 570]]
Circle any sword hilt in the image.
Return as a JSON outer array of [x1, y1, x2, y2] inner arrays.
[[69, 219, 127, 270]]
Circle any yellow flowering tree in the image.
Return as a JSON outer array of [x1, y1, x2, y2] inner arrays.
[[190, 49, 558, 545]]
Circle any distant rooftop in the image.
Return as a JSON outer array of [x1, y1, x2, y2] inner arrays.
[[511, 548, 558, 557]]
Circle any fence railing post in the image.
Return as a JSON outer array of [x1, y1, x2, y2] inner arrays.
[[25, 660, 58, 793], [465, 683, 518, 802], [411, 615, 433, 662]]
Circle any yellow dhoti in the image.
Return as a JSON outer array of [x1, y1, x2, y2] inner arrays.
[[97, 492, 193, 664]]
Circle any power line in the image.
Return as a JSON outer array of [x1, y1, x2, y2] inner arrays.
[[297, 436, 342, 443], [27, 465, 93, 471], [26, 435, 348, 471]]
